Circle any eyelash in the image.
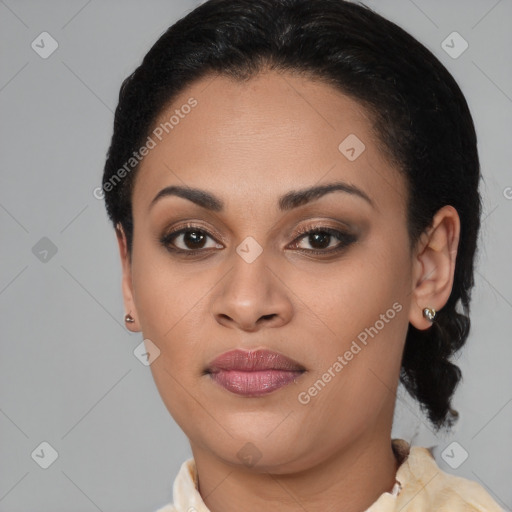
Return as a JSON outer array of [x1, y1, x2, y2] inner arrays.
[[160, 222, 357, 257]]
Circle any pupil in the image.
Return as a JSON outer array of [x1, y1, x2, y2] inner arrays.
[[310, 232, 330, 249], [184, 231, 205, 249]]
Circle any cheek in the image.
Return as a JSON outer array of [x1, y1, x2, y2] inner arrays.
[[289, 239, 409, 339], [131, 231, 192, 324], [289, 232, 410, 392], [130, 243, 207, 367]]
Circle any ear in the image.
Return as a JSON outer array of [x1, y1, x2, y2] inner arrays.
[[409, 205, 461, 330], [115, 223, 141, 332]]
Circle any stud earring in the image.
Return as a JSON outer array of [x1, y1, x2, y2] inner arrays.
[[124, 313, 135, 323], [422, 307, 436, 322]]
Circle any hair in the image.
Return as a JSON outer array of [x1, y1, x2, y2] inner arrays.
[[102, 0, 481, 432]]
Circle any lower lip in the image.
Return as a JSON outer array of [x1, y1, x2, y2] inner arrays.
[[208, 369, 304, 396]]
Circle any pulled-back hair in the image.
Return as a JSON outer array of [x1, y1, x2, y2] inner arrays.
[[102, 0, 481, 431]]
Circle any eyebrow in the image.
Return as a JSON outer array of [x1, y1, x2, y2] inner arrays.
[[149, 181, 375, 212]]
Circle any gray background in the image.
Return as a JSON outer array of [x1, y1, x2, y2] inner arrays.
[[1, 0, 511, 511]]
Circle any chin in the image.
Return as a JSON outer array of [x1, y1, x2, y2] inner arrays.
[[209, 433, 312, 472]]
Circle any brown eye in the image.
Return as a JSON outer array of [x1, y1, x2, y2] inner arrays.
[[301, 231, 332, 250], [161, 225, 223, 253], [290, 227, 357, 255]]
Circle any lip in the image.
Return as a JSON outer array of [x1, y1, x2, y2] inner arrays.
[[206, 349, 306, 397], [207, 349, 306, 373]]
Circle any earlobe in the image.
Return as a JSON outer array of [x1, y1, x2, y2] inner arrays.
[[408, 205, 460, 330], [115, 223, 141, 332]]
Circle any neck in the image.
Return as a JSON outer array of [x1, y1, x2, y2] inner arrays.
[[191, 430, 400, 512]]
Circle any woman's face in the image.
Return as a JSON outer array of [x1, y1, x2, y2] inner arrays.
[[119, 70, 420, 471]]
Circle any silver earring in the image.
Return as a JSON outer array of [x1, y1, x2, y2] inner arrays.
[[124, 313, 135, 323], [422, 307, 436, 322]]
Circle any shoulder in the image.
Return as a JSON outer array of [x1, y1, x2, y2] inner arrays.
[[395, 443, 504, 511]]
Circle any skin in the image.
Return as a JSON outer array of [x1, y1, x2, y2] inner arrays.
[[116, 69, 460, 512]]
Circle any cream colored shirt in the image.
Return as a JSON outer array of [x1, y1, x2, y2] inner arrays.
[[155, 439, 504, 511]]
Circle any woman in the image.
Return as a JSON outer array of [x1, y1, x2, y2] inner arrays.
[[101, 0, 503, 510]]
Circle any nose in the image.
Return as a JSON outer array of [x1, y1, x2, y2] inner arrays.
[[211, 251, 294, 332]]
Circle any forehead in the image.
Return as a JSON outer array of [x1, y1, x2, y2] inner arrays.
[[132, 70, 406, 215]]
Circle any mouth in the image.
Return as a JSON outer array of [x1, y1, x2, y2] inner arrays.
[[205, 348, 306, 397]]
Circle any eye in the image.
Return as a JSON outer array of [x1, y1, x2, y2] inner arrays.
[[160, 223, 357, 257], [160, 224, 223, 254], [289, 226, 357, 255]]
